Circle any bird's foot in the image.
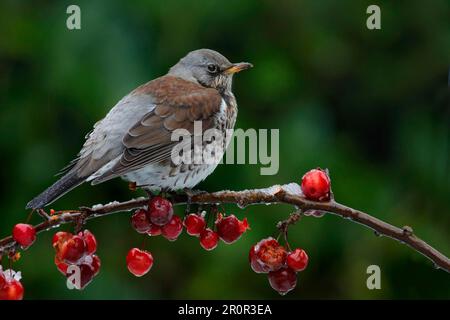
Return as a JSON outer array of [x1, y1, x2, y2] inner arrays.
[[145, 190, 153, 199], [182, 188, 209, 214]]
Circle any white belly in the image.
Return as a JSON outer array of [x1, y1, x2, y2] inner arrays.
[[123, 162, 219, 191]]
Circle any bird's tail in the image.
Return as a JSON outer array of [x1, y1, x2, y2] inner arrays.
[[25, 171, 85, 209]]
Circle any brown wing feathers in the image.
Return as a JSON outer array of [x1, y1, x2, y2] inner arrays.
[[91, 76, 222, 183]]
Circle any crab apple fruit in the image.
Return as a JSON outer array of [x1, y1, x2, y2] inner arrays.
[[162, 215, 183, 241], [131, 209, 152, 233], [66, 256, 101, 290], [147, 223, 162, 236], [126, 248, 153, 277], [268, 267, 297, 295], [147, 196, 173, 226], [52, 231, 72, 247], [0, 280, 24, 300], [249, 245, 271, 273], [216, 215, 249, 244], [54, 255, 69, 275], [90, 255, 101, 275], [52, 231, 73, 258], [287, 248, 309, 272], [12, 223, 36, 248], [82, 254, 101, 276], [301, 168, 331, 201], [184, 214, 206, 236], [80, 230, 97, 255], [59, 235, 86, 264], [72, 264, 95, 290], [254, 238, 287, 271], [199, 228, 219, 251]]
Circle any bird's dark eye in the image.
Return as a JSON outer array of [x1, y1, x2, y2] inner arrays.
[[207, 64, 219, 74]]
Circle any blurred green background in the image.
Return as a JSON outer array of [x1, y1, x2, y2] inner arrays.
[[0, 0, 449, 299]]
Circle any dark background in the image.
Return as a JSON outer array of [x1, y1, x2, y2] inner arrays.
[[0, 0, 449, 299]]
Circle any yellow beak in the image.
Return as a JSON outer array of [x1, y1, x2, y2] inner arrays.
[[224, 62, 253, 75]]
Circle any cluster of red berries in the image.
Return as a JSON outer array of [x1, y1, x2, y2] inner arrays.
[[131, 196, 183, 241], [1, 168, 329, 299], [52, 230, 101, 290], [127, 196, 181, 277], [243, 168, 326, 295], [249, 238, 308, 295], [186, 213, 249, 251], [0, 222, 36, 300], [131, 197, 249, 248], [0, 268, 24, 300], [127, 196, 249, 276]]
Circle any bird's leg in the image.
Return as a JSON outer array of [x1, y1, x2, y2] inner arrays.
[[185, 195, 191, 215], [159, 187, 170, 199], [145, 189, 154, 200], [176, 188, 193, 215], [182, 188, 208, 215]]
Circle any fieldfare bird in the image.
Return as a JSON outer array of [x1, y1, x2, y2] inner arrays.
[[26, 49, 252, 209]]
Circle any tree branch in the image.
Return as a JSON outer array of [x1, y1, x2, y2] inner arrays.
[[1, 183, 449, 273]]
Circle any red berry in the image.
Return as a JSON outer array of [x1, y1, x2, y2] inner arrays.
[[286, 248, 309, 272], [216, 215, 249, 244], [90, 255, 101, 275], [0, 279, 24, 300], [184, 214, 206, 236], [52, 232, 73, 261], [64, 254, 101, 290], [65, 255, 101, 290], [301, 168, 331, 201], [199, 228, 219, 251], [147, 196, 173, 226], [161, 215, 183, 241], [52, 231, 72, 247], [59, 235, 86, 264], [254, 238, 287, 271], [54, 255, 69, 275], [249, 245, 271, 273], [73, 264, 95, 290], [126, 248, 153, 277], [80, 230, 97, 255], [131, 209, 152, 233], [268, 267, 297, 295], [12, 223, 36, 248], [147, 223, 162, 236]]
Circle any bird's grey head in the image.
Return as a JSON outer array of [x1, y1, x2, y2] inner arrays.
[[168, 49, 252, 93]]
